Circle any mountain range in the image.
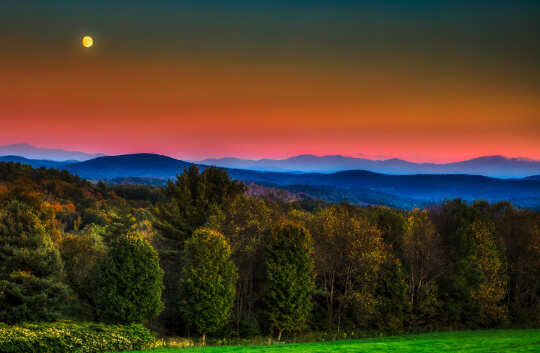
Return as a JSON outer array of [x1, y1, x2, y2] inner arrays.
[[2, 149, 540, 210], [0, 143, 104, 161], [198, 154, 540, 178], [44, 153, 540, 211], [1, 144, 539, 178], [0, 155, 73, 169]]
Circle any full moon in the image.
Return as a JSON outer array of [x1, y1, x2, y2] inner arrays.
[[82, 36, 94, 48]]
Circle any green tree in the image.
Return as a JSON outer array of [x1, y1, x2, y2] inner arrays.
[[153, 166, 245, 333], [179, 228, 238, 344], [60, 224, 107, 319], [0, 200, 70, 323], [96, 232, 164, 324], [154, 165, 246, 242], [263, 223, 315, 340]]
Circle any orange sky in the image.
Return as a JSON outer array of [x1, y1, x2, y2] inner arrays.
[[1, 1, 539, 162]]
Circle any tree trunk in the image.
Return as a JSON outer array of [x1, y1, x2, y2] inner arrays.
[[277, 329, 283, 341], [202, 333, 206, 346]]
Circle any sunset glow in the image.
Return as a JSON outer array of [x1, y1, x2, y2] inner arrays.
[[1, 1, 538, 162]]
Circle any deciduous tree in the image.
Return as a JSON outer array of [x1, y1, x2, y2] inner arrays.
[[96, 232, 164, 324], [263, 223, 315, 340], [179, 228, 238, 344]]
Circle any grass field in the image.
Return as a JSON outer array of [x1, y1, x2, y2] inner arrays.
[[125, 329, 540, 353]]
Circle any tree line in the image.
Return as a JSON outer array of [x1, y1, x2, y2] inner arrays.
[[0, 162, 538, 341]]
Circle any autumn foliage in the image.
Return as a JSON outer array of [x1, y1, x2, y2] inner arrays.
[[0, 161, 539, 342]]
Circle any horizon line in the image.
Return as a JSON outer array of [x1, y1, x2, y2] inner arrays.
[[1, 142, 540, 165]]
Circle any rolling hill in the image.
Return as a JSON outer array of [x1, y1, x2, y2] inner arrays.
[[64, 153, 192, 179]]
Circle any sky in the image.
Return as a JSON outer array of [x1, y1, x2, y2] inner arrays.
[[1, 0, 539, 162]]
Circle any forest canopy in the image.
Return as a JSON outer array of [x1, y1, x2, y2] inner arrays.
[[0, 161, 539, 340]]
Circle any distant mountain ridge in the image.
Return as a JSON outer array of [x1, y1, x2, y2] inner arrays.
[[199, 154, 540, 178], [58, 154, 540, 210], [0, 143, 104, 161], [2, 144, 538, 178], [0, 155, 76, 169], [2, 153, 540, 210]]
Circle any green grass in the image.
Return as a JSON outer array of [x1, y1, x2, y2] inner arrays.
[[127, 329, 540, 353]]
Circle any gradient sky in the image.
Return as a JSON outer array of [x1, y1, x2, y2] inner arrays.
[[1, 0, 539, 162]]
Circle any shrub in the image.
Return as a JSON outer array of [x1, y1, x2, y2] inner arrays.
[[0, 321, 155, 353]]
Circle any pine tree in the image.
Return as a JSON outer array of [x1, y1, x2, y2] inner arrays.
[[154, 165, 246, 242], [95, 232, 164, 324], [179, 228, 238, 344], [263, 223, 315, 340], [0, 200, 70, 323]]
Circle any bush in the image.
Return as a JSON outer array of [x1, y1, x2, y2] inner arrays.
[[0, 321, 155, 353]]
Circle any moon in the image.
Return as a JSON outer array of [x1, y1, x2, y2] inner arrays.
[[82, 36, 94, 48]]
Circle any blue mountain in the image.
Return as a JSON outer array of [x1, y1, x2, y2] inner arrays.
[[63, 154, 540, 210], [64, 153, 192, 179], [199, 154, 540, 178], [4, 153, 540, 210], [0, 155, 73, 169], [0, 143, 104, 161]]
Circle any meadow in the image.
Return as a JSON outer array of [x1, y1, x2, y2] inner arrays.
[[128, 330, 540, 353]]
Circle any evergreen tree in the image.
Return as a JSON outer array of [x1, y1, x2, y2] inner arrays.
[[154, 165, 246, 242], [0, 200, 70, 323], [179, 228, 238, 344], [263, 223, 315, 340], [95, 232, 164, 324]]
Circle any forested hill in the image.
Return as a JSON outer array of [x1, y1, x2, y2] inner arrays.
[[65, 153, 192, 179]]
